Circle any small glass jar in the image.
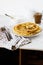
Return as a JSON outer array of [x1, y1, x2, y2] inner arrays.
[[34, 12, 42, 24]]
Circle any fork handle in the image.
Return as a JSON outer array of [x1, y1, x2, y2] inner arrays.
[[5, 31, 11, 41]]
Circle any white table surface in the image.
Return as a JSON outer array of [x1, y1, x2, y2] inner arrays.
[[0, 15, 43, 51]]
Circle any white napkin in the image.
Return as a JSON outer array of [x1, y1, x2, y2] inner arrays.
[[12, 35, 31, 50], [0, 33, 31, 50], [0, 27, 31, 50]]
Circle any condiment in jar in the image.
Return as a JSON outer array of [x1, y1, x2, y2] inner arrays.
[[34, 12, 42, 24]]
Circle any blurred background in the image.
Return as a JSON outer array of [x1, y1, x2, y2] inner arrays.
[[0, 0, 43, 19]]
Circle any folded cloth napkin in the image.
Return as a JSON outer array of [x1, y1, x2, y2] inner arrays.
[[12, 35, 31, 50], [0, 28, 21, 50], [0, 27, 31, 50]]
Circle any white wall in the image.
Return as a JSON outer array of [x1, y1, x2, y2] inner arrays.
[[0, 0, 43, 19]]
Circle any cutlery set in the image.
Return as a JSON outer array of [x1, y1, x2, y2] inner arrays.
[[0, 26, 31, 50]]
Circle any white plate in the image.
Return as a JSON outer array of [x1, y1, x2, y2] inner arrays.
[[12, 22, 42, 38], [12, 29, 42, 38]]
